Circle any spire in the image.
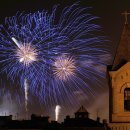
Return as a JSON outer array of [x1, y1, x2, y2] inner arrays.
[[112, 11, 130, 70], [122, 11, 130, 24], [76, 106, 88, 113]]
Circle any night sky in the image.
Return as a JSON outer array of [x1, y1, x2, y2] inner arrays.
[[0, 0, 129, 122]]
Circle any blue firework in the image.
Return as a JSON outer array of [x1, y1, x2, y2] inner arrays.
[[0, 3, 110, 108]]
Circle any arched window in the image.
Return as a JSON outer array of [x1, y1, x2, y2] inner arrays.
[[124, 88, 130, 111]]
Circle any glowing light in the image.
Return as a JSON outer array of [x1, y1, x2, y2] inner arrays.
[[55, 105, 61, 121], [24, 79, 29, 112], [12, 37, 38, 66], [12, 37, 21, 48], [12, 37, 37, 111], [16, 43, 37, 66], [53, 55, 76, 80]]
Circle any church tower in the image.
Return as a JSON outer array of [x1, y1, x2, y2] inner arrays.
[[75, 106, 89, 119], [108, 11, 130, 123]]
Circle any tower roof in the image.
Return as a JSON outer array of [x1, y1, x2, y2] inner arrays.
[[76, 106, 88, 113], [112, 11, 130, 70]]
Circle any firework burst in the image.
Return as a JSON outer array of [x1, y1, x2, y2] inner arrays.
[[0, 2, 110, 110], [15, 42, 37, 66], [53, 55, 76, 80]]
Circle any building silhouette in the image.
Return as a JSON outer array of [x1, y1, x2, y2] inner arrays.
[[63, 106, 106, 129], [0, 106, 109, 130], [75, 105, 89, 118]]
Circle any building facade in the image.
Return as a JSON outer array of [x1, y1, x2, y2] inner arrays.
[[108, 11, 130, 129]]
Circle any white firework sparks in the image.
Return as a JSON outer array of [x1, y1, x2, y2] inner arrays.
[[53, 55, 76, 80], [24, 79, 29, 112], [12, 37, 37, 112], [16, 44, 37, 66], [12, 37, 37, 66], [55, 105, 61, 121]]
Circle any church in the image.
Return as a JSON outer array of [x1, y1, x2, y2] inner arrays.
[[108, 11, 130, 130]]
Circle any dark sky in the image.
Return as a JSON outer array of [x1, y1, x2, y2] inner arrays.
[[0, 0, 129, 52], [0, 0, 129, 122]]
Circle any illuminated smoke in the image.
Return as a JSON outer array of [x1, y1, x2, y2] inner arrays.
[[55, 105, 61, 121]]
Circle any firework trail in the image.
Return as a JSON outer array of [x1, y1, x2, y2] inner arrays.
[[24, 79, 29, 112], [0, 2, 110, 110], [55, 105, 61, 121], [12, 36, 37, 111], [12, 37, 37, 66]]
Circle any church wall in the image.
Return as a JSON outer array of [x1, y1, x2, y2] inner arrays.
[[109, 62, 130, 122], [109, 123, 130, 130]]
